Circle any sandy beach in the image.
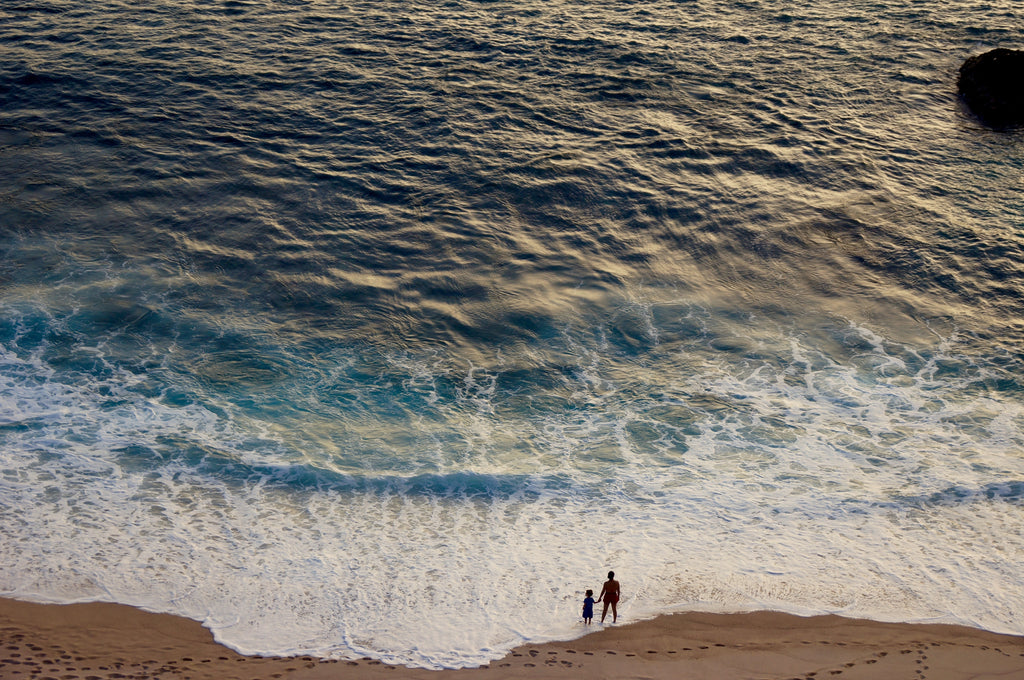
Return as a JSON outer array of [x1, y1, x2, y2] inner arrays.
[[2, 597, 1024, 680]]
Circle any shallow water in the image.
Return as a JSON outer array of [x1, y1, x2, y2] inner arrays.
[[1, 0, 1023, 669]]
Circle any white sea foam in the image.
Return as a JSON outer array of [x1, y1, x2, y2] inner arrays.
[[3, 305, 1024, 668]]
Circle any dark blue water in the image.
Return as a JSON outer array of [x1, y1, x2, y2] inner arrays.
[[2, 0, 1023, 668]]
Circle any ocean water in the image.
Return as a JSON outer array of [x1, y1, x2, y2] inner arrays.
[[1, 0, 1023, 668]]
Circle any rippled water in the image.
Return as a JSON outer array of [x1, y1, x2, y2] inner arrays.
[[2, 0, 1023, 669]]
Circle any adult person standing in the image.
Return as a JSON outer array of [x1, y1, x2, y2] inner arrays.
[[596, 571, 620, 623]]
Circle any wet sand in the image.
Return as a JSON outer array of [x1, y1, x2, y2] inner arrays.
[[2, 596, 1023, 679]]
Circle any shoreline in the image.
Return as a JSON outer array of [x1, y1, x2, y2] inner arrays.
[[2, 597, 1024, 679]]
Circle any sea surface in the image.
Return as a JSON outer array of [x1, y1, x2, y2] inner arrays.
[[1, 0, 1023, 669]]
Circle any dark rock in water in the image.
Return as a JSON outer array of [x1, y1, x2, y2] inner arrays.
[[957, 48, 1024, 128]]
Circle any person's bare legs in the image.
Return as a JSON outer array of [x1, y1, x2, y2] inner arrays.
[[610, 601, 617, 622], [600, 601, 610, 623]]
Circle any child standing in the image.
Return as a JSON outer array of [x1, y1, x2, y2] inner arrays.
[[582, 589, 595, 624]]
